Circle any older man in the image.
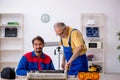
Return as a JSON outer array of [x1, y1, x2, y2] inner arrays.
[[54, 22, 88, 76]]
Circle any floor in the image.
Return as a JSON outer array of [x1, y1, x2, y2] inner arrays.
[[100, 73, 120, 80]]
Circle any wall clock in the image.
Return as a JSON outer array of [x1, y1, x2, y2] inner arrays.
[[41, 14, 50, 23]]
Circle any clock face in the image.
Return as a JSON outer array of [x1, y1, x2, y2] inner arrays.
[[41, 14, 50, 23]]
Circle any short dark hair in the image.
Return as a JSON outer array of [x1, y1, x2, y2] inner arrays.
[[32, 36, 44, 44]]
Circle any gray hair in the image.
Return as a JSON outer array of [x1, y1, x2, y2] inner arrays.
[[54, 22, 66, 29]]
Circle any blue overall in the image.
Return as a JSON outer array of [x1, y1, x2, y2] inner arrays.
[[61, 29, 88, 76]]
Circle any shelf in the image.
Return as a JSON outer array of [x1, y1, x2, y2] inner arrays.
[[82, 25, 103, 28], [0, 49, 22, 52], [0, 25, 22, 27], [87, 48, 104, 51], [0, 61, 18, 63], [88, 61, 104, 63], [0, 37, 22, 39], [84, 37, 103, 40], [81, 13, 104, 73], [0, 13, 23, 71], [0, 13, 23, 15]]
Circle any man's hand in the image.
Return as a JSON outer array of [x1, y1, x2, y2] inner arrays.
[[61, 61, 65, 70], [65, 62, 71, 71]]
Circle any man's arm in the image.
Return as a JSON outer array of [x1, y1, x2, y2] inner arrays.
[[49, 60, 55, 70], [67, 45, 83, 66], [61, 54, 66, 70], [66, 30, 85, 67], [16, 56, 29, 76]]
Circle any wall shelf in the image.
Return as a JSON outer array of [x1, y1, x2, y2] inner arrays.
[[81, 13, 105, 73], [0, 13, 23, 71]]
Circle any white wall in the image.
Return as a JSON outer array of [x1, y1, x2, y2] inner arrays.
[[0, 0, 120, 73]]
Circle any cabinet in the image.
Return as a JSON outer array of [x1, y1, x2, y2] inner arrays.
[[81, 13, 104, 73], [0, 13, 23, 71]]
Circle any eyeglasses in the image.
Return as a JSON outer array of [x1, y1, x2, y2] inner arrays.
[[57, 27, 66, 35]]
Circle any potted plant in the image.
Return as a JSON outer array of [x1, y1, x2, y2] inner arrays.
[[117, 32, 120, 62]]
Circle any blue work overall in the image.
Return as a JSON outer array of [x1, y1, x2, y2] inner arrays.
[[61, 29, 88, 76]]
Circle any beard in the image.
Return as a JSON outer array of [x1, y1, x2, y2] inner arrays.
[[35, 48, 42, 53]]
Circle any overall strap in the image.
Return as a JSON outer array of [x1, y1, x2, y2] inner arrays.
[[60, 38, 63, 45], [60, 29, 78, 46], [68, 29, 78, 46]]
